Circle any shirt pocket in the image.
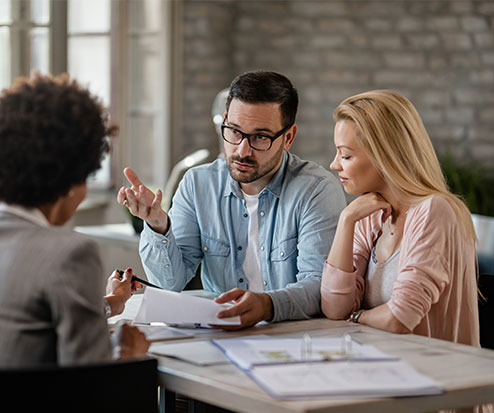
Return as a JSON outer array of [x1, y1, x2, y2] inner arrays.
[[270, 236, 298, 262], [200, 235, 231, 257]]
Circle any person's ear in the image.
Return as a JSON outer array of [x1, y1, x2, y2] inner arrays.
[[283, 124, 297, 150]]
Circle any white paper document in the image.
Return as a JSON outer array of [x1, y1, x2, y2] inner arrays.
[[149, 340, 230, 366], [249, 360, 443, 399], [212, 336, 397, 370], [135, 324, 194, 341], [134, 287, 241, 326]]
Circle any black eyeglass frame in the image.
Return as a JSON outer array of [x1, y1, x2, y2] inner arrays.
[[221, 120, 292, 151]]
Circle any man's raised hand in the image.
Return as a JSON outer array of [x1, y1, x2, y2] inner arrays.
[[117, 167, 170, 234]]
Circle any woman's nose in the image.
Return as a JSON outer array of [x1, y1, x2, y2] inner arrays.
[[330, 156, 340, 171]]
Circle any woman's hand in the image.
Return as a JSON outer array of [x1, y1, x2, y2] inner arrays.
[[112, 323, 150, 359], [104, 268, 142, 317], [342, 192, 392, 224], [326, 193, 391, 273]]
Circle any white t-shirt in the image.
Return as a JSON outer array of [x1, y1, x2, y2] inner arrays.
[[241, 192, 263, 292]]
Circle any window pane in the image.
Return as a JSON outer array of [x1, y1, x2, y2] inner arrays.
[[88, 151, 111, 187], [0, 0, 11, 24], [30, 27, 49, 74], [129, 36, 160, 109], [68, 0, 110, 33], [68, 36, 110, 106], [128, 115, 156, 185], [129, 0, 161, 32], [0, 27, 10, 90], [31, 0, 50, 24]]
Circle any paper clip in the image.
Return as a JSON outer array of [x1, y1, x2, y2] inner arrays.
[[301, 333, 313, 362], [341, 333, 353, 360]]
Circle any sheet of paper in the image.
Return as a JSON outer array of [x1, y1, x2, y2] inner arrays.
[[212, 336, 397, 370], [149, 340, 230, 366], [135, 324, 194, 341], [249, 360, 443, 399], [134, 287, 241, 326]]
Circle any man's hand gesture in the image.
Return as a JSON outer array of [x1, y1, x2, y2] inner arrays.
[[117, 167, 169, 234]]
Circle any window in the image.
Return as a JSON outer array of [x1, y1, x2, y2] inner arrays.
[[0, 0, 172, 192], [0, 0, 52, 89]]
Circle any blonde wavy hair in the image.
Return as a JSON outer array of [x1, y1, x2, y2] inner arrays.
[[333, 89, 476, 245]]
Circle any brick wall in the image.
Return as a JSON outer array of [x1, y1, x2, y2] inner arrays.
[[178, 0, 494, 171]]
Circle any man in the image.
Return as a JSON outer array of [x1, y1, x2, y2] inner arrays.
[[118, 71, 346, 329]]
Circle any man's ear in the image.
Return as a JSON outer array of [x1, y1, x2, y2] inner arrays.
[[283, 124, 297, 150]]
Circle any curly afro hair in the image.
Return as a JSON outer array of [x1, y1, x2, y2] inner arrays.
[[0, 73, 117, 207]]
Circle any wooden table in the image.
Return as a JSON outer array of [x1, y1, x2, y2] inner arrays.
[[113, 295, 494, 412]]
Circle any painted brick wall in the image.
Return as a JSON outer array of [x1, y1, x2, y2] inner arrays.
[[179, 0, 494, 171]]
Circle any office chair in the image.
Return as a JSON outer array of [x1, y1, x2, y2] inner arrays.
[[0, 357, 158, 413], [478, 273, 494, 350]]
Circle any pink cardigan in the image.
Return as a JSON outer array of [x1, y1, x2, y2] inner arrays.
[[321, 195, 480, 346]]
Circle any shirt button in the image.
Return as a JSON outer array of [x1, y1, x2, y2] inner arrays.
[[263, 281, 267, 286], [165, 264, 169, 268], [243, 213, 248, 218], [260, 211, 265, 216], [239, 278, 244, 283], [203, 246, 208, 252], [237, 246, 242, 251], [280, 252, 285, 257], [162, 239, 167, 244], [260, 246, 264, 251]]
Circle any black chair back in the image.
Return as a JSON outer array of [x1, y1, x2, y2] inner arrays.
[[479, 273, 494, 350], [0, 357, 158, 412]]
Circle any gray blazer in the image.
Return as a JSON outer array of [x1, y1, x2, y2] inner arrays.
[[0, 211, 112, 367]]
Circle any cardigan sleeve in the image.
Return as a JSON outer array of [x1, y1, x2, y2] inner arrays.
[[321, 215, 376, 319], [387, 197, 454, 331]]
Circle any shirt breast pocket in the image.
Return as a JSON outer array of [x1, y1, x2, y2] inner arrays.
[[200, 235, 231, 257], [270, 237, 298, 262]]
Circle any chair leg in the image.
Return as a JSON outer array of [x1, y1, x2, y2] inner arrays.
[[160, 387, 176, 413], [188, 399, 206, 413]]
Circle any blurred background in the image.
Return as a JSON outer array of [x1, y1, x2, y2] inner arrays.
[[1, 0, 493, 276]]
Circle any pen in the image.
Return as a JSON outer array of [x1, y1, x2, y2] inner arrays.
[[115, 269, 163, 290]]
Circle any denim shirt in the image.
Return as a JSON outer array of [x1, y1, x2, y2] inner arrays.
[[139, 151, 346, 322]]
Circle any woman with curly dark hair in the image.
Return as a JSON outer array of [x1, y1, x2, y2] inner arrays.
[[0, 74, 149, 366]]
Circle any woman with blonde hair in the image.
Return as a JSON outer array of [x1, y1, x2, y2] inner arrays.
[[321, 89, 479, 346]]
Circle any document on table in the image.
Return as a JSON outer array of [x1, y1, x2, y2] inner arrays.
[[135, 324, 194, 342], [212, 336, 397, 370], [249, 360, 443, 399], [149, 340, 230, 366], [134, 287, 241, 326]]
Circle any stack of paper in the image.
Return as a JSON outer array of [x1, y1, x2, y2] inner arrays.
[[249, 360, 443, 399], [212, 336, 397, 369], [212, 335, 443, 399]]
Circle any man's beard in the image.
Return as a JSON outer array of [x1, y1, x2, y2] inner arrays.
[[227, 142, 284, 184]]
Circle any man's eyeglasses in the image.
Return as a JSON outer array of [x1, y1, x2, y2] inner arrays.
[[221, 120, 292, 151]]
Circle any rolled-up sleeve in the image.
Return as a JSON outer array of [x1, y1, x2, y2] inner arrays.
[[321, 217, 374, 320]]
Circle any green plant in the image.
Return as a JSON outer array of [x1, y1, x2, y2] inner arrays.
[[440, 153, 494, 216]]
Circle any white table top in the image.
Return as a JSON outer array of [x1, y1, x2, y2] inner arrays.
[[115, 294, 494, 412], [74, 223, 140, 249]]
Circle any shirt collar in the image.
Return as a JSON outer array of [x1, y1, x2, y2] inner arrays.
[[0, 202, 50, 227], [224, 151, 289, 199]]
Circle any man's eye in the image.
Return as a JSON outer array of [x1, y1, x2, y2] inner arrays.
[[341, 156, 351, 160], [253, 135, 270, 141]]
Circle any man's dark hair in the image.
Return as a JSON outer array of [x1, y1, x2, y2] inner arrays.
[[0, 74, 116, 207], [225, 71, 298, 127]]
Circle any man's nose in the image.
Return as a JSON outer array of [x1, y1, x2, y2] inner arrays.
[[236, 137, 253, 158]]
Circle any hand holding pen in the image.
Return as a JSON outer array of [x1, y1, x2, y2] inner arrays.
[[115, 269, 163, 290]]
